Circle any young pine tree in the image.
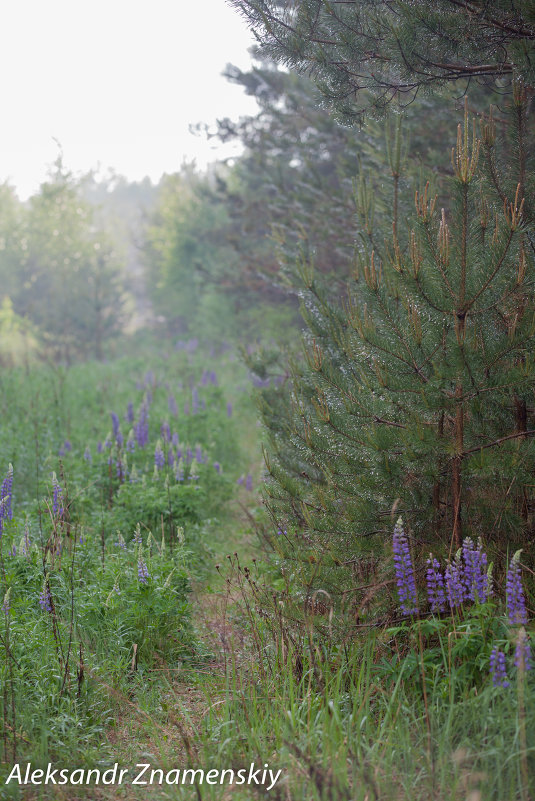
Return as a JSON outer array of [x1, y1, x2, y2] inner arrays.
[[256, 107, 535, 613]]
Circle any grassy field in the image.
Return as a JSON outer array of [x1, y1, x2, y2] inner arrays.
[[0, 336, 533, 801]]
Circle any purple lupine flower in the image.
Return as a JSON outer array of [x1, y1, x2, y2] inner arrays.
[[176, 448, 183, 461], [115, 532, 127, 550], [84, 446, 92, 463], [138, 558, 150, 584], [445, 556, 465, 608], [506, 551, 528, 625], [237, 476, 244, 485], [172, 432, 179, 448], [168, 394, 178, 417], [186, 448, 193, 464], [63, 439, 72, 452], [161, 421, 171, 442], [175, 461, 184, 482], [213, 462, 221, 473], [195, 445, 203, 463], [490, 647, 509, 687], [245, 473, 253, 491], [144, 370, 154, 387], [39, 585, 52, 613], [514, 629, 532, 672], [209, 371, 218, 386], [462, 537, 490, 603], [8, 545, 16, 557], [116, 431, 124, 448], [201, 370, 209, 386], [277, 528, 287, 536], [97, 441, 103, 454], [58, 446, 65, 457], [168, 449, 175, 468], [0, 464, 13, 531], [392, 518, 419, 616], [227, 402, 233, 418], [134, 404, 149, 448], [52, 474, 63, 518], [104, 436, 112, 449], [426, 556, 446, 613], [126, 401, 135, 423], [154, 441, 165, 470]]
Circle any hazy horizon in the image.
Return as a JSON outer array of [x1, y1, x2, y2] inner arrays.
[[0, 0, 258, 199]]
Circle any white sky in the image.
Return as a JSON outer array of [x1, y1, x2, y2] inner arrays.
[[0, 0, 258, 199]]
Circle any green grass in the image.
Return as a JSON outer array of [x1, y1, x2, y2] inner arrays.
[[0, 335, 533, 801]]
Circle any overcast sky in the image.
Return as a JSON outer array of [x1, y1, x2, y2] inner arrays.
[[0, 0, 258, 198]]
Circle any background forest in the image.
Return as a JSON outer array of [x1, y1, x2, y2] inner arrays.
[[1, 1, 535, 799]]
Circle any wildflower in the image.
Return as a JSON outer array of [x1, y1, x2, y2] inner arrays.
[[506, 551, 528, 625], [161, 421, 171, 442], [195, 445, 203, 463], [392, 517, 419, 616], [213, 462, 221, 473], [154, 440, 165, 470], [97, 440, 103, 454], [39, 583, 52, 613], [462, 537, 489, 603], [111, 412, 120, 440], [277, 528, 287, 536], [209, 370, 218, 386], [8, 545, 16, 557], [2, 588, 10, 617], [2, 464, 13, 520], [168, 449, 175, 468], [514, 629, 532, 672], [426, 556, 446, 613], [63, 439, 72, 452], [126, 430, 136, 453], [175, 461, 184, 482], [134, 404, 149, 448], [172, 432, 179, 448], [115, 532, 127, 550], [58, 446, 65, 457], [126, 401, 134, 423], [245, 473, 253, 491], [490, 647, 509, 688], [445, 555, 465, 609], [83, 446, 92, 463], [51, 473, 63, 518], [137, 556, 150, 584], [133, 524, 142, 546], [21, 524, 31, 557], [186, 448, 193, 464], [237, 476, 244, 486]]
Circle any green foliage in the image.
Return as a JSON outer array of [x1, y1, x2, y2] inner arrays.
[[231, 0, 535, 122]]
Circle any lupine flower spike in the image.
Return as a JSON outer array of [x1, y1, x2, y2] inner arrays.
[[490, 647, 509, 688], [2, 588, 11, 617], [445, 553, 465, 608], [392, 518, 419, 616], [462, 537, 490, 603], [514, 628, 532, 673], [426, 555, 446, 613], [506, 550, 528, 625]]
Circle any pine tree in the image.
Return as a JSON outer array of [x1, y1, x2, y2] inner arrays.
[[254, 106, 535, 615], [230, 1, 535, 122]]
